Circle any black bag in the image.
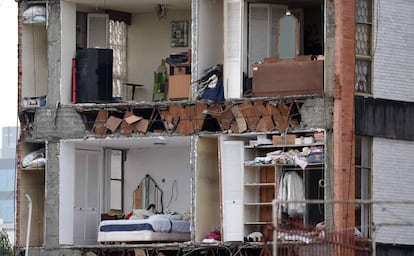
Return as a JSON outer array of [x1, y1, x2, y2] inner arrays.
[[197, 65, 224, 101]]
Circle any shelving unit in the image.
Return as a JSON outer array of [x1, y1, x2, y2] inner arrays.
[[242, 134, 325, 238], [220, 132, 325, 242], [243, 146, 276, 238]]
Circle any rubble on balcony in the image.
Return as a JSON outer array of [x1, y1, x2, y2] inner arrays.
[[73, 98, 313, 138]]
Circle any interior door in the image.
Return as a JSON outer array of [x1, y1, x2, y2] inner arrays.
[[74, 149, 101, 245], [221, 140, 244, 241]]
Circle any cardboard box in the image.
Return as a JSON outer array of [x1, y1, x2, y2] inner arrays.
[[168, 74, 191, 99], [169, 63, 190, 75], [272, 135, 296, 145]]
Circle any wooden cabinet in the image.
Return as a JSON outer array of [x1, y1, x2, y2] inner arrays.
[[243, 162, 275, 237]]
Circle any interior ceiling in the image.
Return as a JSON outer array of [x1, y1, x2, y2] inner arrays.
[[74, 136, 191, 149], [67, 0, 321, 13], [66, 0, 191, 13]]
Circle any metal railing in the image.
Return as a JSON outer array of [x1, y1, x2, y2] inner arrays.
[[269, 199, 414, 256]]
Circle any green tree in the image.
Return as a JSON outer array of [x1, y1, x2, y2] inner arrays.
[[0, 229, 13, 256]]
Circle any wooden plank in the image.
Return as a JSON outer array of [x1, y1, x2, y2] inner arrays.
[[192, 103, 207, 132], [230, 120, 239, 134], [206, 103, 223, 130], [125, 114, 142, 124], [120, 111, 135, 136], [219, 103, 234, 131], [92, 109, 108, 137], [160, 109, 175, 133], [239, 102, 260, 131], [277, 101, 292, 132], [105, 116, 123, 132], [254, 101, 269, 117], [176, 119, 193, 136], [231, 105, 247, 133], [256, 115, 276, 132], [277, 101, 291, 116], [266, 101, 291, 132], [135, 119, 149, 133]]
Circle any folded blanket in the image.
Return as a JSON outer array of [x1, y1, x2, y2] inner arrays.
[[148, 215, 172, 232]]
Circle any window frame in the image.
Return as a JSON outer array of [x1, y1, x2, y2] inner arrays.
[[355, 0, 374, 96], [104, 148, 126, 212], [355, 135, 372, 238]]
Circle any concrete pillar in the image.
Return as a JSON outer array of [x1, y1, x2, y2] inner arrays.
[[323, 0, 336, 232], [47, 0, 61, 106], [44, 140, 60, 248], [334, 0, 356, 255]]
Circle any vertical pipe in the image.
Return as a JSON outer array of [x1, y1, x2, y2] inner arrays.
[[273, 200, 278, 256], [25, 194, 32, 256]]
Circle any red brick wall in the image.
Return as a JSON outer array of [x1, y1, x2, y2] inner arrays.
[[334, 0, 356, 248]]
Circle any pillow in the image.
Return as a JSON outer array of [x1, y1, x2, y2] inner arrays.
[[164, 209, 182, 220], [182, 209, 191, 221]]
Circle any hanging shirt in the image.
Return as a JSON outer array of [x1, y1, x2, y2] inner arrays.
[[278, 171, 305, 216]]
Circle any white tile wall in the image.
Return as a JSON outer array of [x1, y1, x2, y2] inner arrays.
[[372, 137, 414, 245], [373, 1, 414, 102]]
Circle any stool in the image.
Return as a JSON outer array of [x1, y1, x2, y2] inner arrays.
[[124, 83, 144, 100]]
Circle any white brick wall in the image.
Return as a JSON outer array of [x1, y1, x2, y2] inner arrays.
[[373, 138, 414, 245], [373, 1, 414, 102]]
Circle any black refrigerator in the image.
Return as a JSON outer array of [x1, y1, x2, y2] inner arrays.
[[76, 48, 113, 103]]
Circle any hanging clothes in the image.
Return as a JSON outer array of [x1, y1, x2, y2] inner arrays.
[[278, 171, 305, 217]]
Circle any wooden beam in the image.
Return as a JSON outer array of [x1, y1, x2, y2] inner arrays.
[[120, 111, 136, 136], [239, 101, 260, 131], [93, 109, 108, 137]]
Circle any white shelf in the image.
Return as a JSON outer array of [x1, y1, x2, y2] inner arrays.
[[244, 163, 274, 167], [244, 221, 272, 225], [244, 183, 274, 187], [244, 202, 272, 206], [245, 142, 324, 149]]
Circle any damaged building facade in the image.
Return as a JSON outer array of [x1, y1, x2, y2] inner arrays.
[[15, 0, 414, 255]]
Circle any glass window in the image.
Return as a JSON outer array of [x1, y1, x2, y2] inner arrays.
[[355, 135, 372, 238], [355, 0, 373, 94], [106, 149, 124, 211]]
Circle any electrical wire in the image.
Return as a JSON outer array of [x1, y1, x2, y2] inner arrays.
[[165, 179, 177, 209]]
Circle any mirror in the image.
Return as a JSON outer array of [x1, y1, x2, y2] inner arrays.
[[133, 174, 163, 213]]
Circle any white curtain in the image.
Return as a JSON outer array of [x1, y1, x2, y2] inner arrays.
[[109, 20, 127, 99]]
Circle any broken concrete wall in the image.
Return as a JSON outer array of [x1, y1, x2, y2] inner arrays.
[[300, 98, 333, 129], [27, 107, 86, 140]]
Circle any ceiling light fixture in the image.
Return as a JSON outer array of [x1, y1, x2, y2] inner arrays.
[[154, 4, 168, 20]]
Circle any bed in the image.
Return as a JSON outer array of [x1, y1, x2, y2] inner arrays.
[[97, 214, 191, 243]]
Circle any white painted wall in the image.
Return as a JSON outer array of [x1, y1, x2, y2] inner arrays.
[[373, 1, 414, 102], [60, 1, 77, 104], [59, 141, 75, 245], [372, 138, 414, 245], [127, 10, 191, 101], [197, 0, 223, 79], [124, 146, 191, 214], [22, 23, 47, 98]]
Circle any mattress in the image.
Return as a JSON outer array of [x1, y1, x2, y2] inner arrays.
[[97, 215, 190, 243]]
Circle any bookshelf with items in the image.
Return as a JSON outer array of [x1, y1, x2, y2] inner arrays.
[[241, 131, 325, 241]]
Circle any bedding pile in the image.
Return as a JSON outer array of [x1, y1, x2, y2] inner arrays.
[[23, 5, 46, 23], [99, 210, 191, 233]]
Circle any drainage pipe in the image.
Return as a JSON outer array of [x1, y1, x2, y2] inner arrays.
[[25, 194, 32, 256]]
